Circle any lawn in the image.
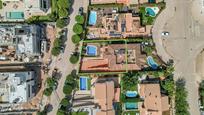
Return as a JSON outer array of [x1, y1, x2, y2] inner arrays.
[[123, 111, 139, 115], [139, 7, 155, 25], [72, 112, 88, 115], [87, 77, 91, 90]]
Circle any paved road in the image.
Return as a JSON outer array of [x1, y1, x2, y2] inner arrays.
[[47, 1, 89, 115], [153, 0, 204, 114]]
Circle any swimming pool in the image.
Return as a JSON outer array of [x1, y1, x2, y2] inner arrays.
[[145, 7, 159, 17], [147, 56, 158, 69], [79, 77, 88, 90], [126, 91, 138, 98], [86, 45, 97, 56], [88, 11, 97, 25], [125, 102, 138, 110], [6, 12, 24, 19]]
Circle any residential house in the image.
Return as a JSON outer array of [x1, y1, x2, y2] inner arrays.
[[80, 43, 147, 73], [138, 83, 170, 115], [94, 80, 120, 115], [0, 24, 43, 62], [0, 71, 36, 104], [87, 12, 151, 39]]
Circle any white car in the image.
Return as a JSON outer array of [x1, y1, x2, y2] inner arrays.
[[161, 31, 169, 36]]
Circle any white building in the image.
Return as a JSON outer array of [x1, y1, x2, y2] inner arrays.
[[0, 24, 42, 62], [0, 71, 36, 103]]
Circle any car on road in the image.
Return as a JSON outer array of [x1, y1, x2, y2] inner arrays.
[[161, 31, 169, 36], [78, 7, 83, 15]]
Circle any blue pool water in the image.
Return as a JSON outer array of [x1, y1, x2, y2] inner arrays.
[[86, 45, 97, 56], [126, 91, 138, 98], [80, 77, 88, 90], [147, 56, 158, 69], [146, 8, 156, 17], [125, 102, 138, 110], [148, 0, 155, 3], [89, 11, 97, 25], [6, 12, 24, 19]]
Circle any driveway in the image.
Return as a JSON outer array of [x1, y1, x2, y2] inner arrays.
[[153, 0, 204, 114], [47, 0, 89, 115]]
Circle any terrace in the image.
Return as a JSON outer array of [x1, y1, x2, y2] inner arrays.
[[0, 24, 42, 62], [80, 42, 147, 73], [0, 0, 51, 21], [87, 11, 152, 39]]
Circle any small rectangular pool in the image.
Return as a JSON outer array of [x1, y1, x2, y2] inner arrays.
[[125, 102, 138, 110], [79, 77, 88, 90], [6, 12, 24, 19]]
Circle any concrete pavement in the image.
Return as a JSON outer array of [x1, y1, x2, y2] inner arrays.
[[47, 1, 89, 115], [153, 0, 204, 114]]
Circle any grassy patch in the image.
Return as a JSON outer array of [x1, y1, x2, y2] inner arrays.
[[71, 112, 89, 115], [123, 111, 139, 115], [87, 77, 91, 90], [139, 7, 155, 25]]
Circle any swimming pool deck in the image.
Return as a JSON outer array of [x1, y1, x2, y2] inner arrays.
[[0, 0, 51, 21]]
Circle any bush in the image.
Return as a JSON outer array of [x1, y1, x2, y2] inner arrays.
[[57, 109, 65, 115], [58, 8, 68, 18], [73, 24, 83, 34], [56, 18, 67, 28], [44, 88, 53, 96], [72, 34, 81, 44], [65, 74, 75, 85], [47, 77, 55, 88], [175, 79, 190, 115], [60, 98, 69, 106], [69, 53, 79, 64], [63, 84, 73, 95], [51, 47, 61, 56], [75, 15, 85, 24]]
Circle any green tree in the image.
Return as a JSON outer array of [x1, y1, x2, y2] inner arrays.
[[56, 18, 66, 28], [71, 34, 81, 44], [161, 78, 175, 97], [51, 47, 60, 56], [47, 77, 55, 88], [63, 84, 73, 95], [58, 8, 68, 18], [73, 24, 83, 34], [175, 79, 190, 115], [60, 98, 69, 106], [69, 53, 79, 64], [75, 15, 84, 24], [65, 74, 75, 85], [57, 0, 70, 9], [44, 88, 53, 96], [122, 72, 140, 91], [57, 109, 65, 115]]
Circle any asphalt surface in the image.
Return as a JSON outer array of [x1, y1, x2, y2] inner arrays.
[[47, 1, 89, 115], [153, 0, 204, 114]]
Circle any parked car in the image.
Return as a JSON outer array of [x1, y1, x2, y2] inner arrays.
[[161, 31, 169, 36], [78, 7, 83, 15]]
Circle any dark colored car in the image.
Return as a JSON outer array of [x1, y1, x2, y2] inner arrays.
[[78, 7, 83, 15]]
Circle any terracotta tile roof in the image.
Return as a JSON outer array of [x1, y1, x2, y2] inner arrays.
[[96, 110, 115, 115], [95, 81, 115, 111], [139, 84, 169, 115]]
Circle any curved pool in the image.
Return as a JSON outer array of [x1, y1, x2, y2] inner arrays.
[[145, 7, 159, 17], [126, 91, 138, 98], [147, 56, 158, 69]]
